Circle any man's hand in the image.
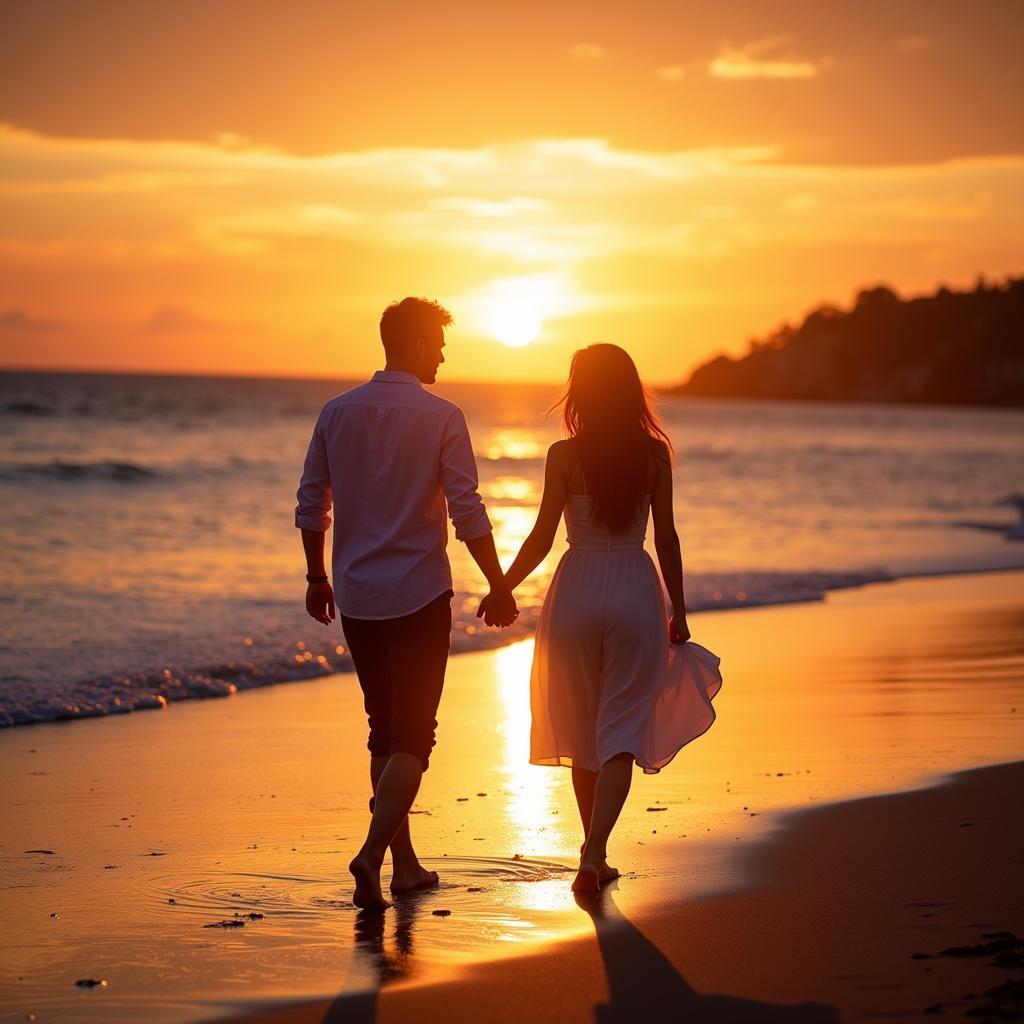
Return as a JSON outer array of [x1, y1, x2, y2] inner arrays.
[[669, 611, 690, 645], [305, 580, 336, 624], [477, 588, 519, 628]]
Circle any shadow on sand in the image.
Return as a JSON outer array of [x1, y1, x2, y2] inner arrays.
[[576, 883, 839, 1023], [320, 882, 838, 1023]]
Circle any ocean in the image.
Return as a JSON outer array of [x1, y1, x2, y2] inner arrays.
[[2, 369, 1022, 726]]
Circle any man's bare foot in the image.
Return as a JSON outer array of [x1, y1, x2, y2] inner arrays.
[[349, 854, 389, 912], [390, 863, 440, 896], [571, 861, 601, 894]]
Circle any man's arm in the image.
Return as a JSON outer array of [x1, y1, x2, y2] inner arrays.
[[440, 409, 516, 627], [465, 534, 517, 626], [301, 527, 335, 624], [295, 413, 335, 624]]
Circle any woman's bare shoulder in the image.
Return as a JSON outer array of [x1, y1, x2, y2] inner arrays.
[[547, 438, 574, 462], [647, 437, 672, 481], [647, 435, 671, 461]]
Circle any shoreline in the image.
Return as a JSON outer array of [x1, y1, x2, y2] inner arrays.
[[221, 759, 1024, 1024], [4, 561, 1022, 730]]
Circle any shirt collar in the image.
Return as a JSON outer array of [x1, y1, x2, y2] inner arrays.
[[371, 370, 422, 386]]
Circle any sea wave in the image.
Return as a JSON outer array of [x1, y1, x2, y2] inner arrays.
[[0, 459, 163, 483], [950, 493, 1024, 541], [0, 456, 277, 484]]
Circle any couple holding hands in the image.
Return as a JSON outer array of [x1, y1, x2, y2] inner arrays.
[[296, 297, 721, 911]]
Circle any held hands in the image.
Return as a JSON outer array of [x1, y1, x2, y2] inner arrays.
[[305, 580, 336, 625], [476, 586, 519, 628], [669, 611, 690, 645]]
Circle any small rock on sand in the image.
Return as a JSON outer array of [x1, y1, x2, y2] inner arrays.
[[204, 920, 245, 929], [432, 909, 452, 917], [75, 979, 108, 988]]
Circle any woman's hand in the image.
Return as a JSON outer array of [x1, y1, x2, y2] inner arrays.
[[477, 588, 519, 628], [669, 611, 690, 645]]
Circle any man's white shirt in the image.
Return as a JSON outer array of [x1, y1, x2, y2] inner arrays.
[[295, 370, 492, 619]]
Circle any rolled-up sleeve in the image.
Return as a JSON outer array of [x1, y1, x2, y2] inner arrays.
[[440, 408, 492, 541], [294, 413, 333, 531]]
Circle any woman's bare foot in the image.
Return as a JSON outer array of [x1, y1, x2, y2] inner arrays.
[[571, 861, 601, 894], [578, 843, 619, 886], [390, 863, 440, 896], [349, 854, 389, 912]]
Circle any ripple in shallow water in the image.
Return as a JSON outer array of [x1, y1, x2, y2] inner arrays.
[[145, 856, 581, 953]]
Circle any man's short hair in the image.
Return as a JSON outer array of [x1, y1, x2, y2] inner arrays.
[[379, 297, 453, 358]]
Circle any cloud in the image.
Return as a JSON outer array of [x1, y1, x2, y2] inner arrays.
[[1, 123, 1021, 288], [655, 65, 686, 82], [895, 35, 934, 52], [431, 196, 551, 218], [0, 308, 65, 331], [568, 43, 606, 61], [709, 35, 832, 80], [868, 190, 994, 222], [143, 305, 257, 333]]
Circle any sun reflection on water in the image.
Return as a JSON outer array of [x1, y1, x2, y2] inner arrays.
[[482, 431, 546, 462]]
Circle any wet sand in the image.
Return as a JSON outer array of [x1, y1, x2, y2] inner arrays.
[[239, 760, 1024, 1024], [1, 569, 1022, 1022]]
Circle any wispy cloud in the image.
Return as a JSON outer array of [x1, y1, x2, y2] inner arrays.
[[868, 190, 994, 222], [655, 65, 686, 82], [431, 196, 550, 218], [0, 308, 65, 331], [568, 43, 605, 61], [144, 305, 258, 333], [0, 124, 1020, 329], [709, 35, 831, 80]]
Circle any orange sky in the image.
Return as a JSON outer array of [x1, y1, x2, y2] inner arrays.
[[1, 0, 1022, 384]]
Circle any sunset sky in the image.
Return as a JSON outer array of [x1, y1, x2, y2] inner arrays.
[[1, 0, 1022, 384]]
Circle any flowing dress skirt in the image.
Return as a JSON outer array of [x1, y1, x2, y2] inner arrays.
[[529, 546, 722, 774]]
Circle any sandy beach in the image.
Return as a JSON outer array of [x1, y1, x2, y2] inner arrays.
[[2, 569, 1022, 1023], [241, 760, 1024, 1024]]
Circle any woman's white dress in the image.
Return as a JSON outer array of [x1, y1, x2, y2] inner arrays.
[[530, 494, 722, 774]]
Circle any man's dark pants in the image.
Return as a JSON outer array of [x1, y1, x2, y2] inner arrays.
[[340, 590, 453, 771]]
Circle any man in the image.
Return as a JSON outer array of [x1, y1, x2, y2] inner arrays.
[[295, 296, 517, 912]]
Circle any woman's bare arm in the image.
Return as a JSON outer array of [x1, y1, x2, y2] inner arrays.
[[650, 442, 690, 642], [500, 440, 570, 592]]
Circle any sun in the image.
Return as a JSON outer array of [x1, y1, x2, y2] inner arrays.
[[469, 271, 580, 350], [488, 300, 542, 347]]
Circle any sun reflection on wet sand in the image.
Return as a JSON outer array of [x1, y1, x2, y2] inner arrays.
[[494, 641, 577, 914]]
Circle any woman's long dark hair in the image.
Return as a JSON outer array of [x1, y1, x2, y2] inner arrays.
[[554, 343, 673, 533]]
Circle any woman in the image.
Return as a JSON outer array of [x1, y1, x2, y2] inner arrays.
[[489, 344, 722, 894]]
